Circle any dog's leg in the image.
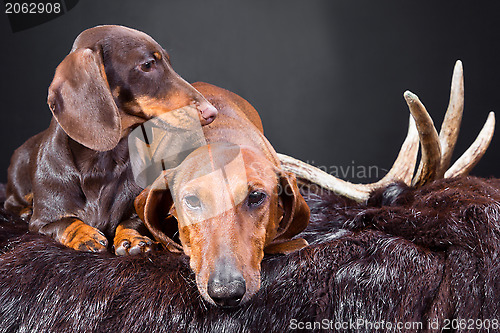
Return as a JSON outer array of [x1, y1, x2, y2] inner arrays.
[[114, 218, 155, 256], [39, 217, 109, 252], [10, 192, 34, 222]]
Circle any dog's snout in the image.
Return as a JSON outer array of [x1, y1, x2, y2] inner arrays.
[[207, 276, 246, 307], [207, 262, 246, 307], [199, 103, 218, 125]]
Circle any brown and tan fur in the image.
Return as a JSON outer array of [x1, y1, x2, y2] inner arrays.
[[4, 25, 218, 254], [137, 82, 310, 306]]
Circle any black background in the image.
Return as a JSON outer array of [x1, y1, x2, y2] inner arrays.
[[1, 0, 499, 183]]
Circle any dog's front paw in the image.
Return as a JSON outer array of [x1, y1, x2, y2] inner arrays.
[[61, 220, 108, 252], [114, 226, 155, 256]]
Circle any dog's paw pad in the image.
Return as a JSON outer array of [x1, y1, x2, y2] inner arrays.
[[114, 229, 155, 256]]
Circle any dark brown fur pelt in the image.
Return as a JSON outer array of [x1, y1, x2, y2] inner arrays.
[[0, 176, 499, 333], [0, 183, 5, 207]]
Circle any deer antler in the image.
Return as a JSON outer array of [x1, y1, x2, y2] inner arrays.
[[444, 112, 495, 179], [279, 60, 496, 202], [407, 60, 495, 186], [278, 116, 420, 200], [438, 60, 465, 177]]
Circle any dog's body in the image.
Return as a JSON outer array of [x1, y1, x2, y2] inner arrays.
[[6, 123, 143, 250], [4, 25, 217, 253], [137, 82, 310, 307]]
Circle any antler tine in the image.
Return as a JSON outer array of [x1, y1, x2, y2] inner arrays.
[[369, 115, 419, 187], [438, 60, 465, 177], [404, 91, 442, 187], [445, 112, 495, 178], [278, 114, 420, 202]]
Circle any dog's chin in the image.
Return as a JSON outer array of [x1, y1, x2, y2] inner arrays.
[[199, 291, 253, 309]]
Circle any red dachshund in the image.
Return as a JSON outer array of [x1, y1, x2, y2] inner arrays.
[[136, 82, 310, 307]]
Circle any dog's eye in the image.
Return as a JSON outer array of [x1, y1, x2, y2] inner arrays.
[[184, 195, 201, 209], [140, 60, 156, 72], [247, 191, 267, 207]]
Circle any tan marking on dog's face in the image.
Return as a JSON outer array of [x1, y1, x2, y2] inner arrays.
[[168, 145, 283, 304], [72, 26, 217, 133], [133, 96, 196, 118], [123, 93, 216, 128], [153, 52, 162, 61]]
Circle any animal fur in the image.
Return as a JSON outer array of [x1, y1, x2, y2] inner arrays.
[[0, 176, 499, 332]]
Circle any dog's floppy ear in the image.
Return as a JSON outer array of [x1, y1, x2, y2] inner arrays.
[[135, 171, 183, 253], [47, 47, 122, 151], [265, 171, 310, 255]]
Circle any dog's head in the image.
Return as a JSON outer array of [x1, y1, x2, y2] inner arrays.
[[135, 143, 310, 307], [47, 25, 217, 151]]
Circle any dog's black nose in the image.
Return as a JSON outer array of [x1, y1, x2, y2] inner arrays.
[[207, 276, 246, 307], [207, 264, 246, 307]]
